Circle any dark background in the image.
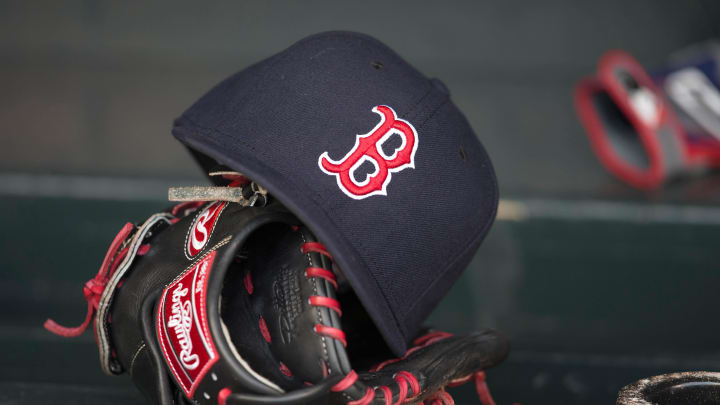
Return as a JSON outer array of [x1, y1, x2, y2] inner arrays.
[[2, 1, 719, 404]]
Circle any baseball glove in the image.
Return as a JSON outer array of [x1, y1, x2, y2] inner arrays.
[[45, 174, 509, 405]]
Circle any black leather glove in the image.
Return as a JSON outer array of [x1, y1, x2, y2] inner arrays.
[[45, 178, 509, 405]]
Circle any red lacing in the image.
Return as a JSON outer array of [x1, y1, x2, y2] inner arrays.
[[425, 390, 454, 405], [423, 371, 499, 405], [279, 362, 293, 377], [44, 223, 135, 337], [218, 387, 232, 405], [258, 317, 272, 343], [249, 240, 347, 385], [300, 241, 500, 405], [473, 372, 497, 405], [230, 238, 501, 405], [243, 271, 254, 295], [330, 368, 420, 405], [302, 242, 333, 259], [338, 331, 499, 405], [303, 242, 346, 348], [413, 332, 499, 405], [314, 324, 347, 347], [309, 296, 342, 316], [305, 267, 338, 289], [44, 201, 200, 337]]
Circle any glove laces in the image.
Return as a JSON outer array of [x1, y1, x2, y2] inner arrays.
[[44, 223, 135, 337], [329, 331, 501, 405]]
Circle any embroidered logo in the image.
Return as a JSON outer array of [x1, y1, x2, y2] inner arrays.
[[186, 201, 226, 259], [157, 251, 218, 397], [167, 285, 199, 370], [318, 105, 418, 199]]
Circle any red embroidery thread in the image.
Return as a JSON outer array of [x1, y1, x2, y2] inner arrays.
[[319, 105, 418, 199]]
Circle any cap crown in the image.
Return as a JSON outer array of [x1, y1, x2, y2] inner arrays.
[[173, 31, 498, 355]]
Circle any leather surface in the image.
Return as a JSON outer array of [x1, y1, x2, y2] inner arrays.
[[108, 201, 291, 401], [221, 224, 350, 391], [106, 199, 510, 404], [330, 330, 510, 404]]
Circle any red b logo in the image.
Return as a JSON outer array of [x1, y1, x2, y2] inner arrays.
[[318, 105, 418, 199]]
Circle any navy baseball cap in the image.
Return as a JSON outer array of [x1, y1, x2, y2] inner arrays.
[[172, 31, 497, 356]]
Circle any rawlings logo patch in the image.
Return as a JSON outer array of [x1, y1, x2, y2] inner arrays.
[[186, 201, 226, 259], [157, 251, 218, 397], [319, 105, 418, 199], [168, 286, 199, 370]]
